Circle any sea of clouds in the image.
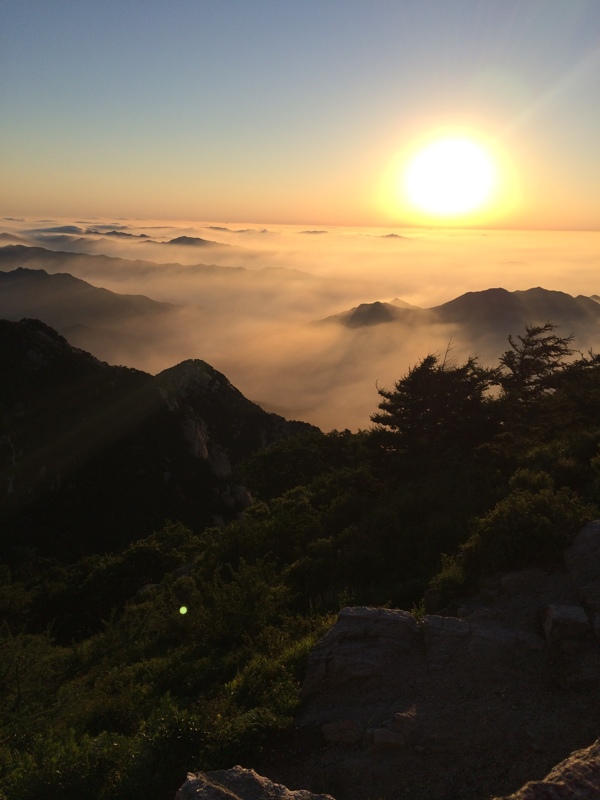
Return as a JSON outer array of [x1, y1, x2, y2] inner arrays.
[[1, 216, 597, 430]]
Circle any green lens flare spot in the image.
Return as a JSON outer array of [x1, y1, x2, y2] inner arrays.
[[179, 606, 188, 615]]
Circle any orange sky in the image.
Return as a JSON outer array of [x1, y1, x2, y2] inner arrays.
[[1, 2, 599, 230]]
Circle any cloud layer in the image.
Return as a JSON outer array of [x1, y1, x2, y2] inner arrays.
[[1, 218, 598, 430]]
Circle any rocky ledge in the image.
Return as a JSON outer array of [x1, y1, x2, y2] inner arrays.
[[178, 520, 600, 800], [494, 737, 600, 799], [275, 523, 600, 797], [175, 765, 334, 799], [178, 744, 600, 800]]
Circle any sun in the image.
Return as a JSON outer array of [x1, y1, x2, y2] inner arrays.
[[403, 136, 498, 219]]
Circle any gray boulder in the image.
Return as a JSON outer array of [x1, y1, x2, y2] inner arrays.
[[300, 606, 418, 702]]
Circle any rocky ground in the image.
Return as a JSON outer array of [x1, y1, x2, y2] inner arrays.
[[245, 521, 600, 800]]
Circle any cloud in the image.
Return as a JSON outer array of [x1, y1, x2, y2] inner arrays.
[[27, 225, 86, 234], [0, 233, 28, 243], [27, 234, 95, 248], [206, 226, 269, 234], [1, 219, 599, 431]]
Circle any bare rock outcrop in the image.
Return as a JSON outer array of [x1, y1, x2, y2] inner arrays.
[[175, 765, 334, 799], [492, 738, 600, 799], [175, 521, 600, 800], [260, 521, 600, 800], [184, 737, 600, 800], [300, 606, 418, 702]]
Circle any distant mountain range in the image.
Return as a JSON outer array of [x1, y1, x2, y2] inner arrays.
[[0, 318, 314, 562], [324, 287, 600, 328], [321, 287, 600, 359], [0, 244, 322, 287], [0, 244, 237, 278], [3, 244, 600, 430], [0, 243, 357, 327], [0, 266, 178, 327], [4, 246, 599, 354], [0, 265, 189, 369]]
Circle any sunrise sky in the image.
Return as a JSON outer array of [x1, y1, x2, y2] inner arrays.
[[1, 1, 599, 229]]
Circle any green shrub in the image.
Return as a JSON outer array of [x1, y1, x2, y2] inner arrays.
[[461, 485, 596, 578], [429, 553, 468, 605]]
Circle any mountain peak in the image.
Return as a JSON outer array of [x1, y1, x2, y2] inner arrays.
[[320, 300, 420, 328], [166, 236, 220, 247]]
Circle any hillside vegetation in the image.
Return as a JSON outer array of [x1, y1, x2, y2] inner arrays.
[[2, 323, 600, 799]]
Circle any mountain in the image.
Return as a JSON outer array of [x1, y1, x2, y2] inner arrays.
[[0, 266, 179, 327], [322, 286, 600, 358], [0, 266, 191, 369], [0, 243, 231, 277], [321, 301, 419, 327], [163, 235, 230, 248], [0, 244, 325, 288], [87, 228, 151, 239], [433, 286, 600, 328], [389, 297, 422, 309], [0, 243, 354, 327], [0, 232, 28, 243], [0, 319, 315, 562]]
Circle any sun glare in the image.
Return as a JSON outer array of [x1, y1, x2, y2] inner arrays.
[[402, 136, 498, 220]]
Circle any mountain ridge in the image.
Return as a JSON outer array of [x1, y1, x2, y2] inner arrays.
[[0, 318, 315, 562], [321, 286, 600, 361]]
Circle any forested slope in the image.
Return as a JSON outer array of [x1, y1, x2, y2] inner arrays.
[[2, 322, 600, 799]]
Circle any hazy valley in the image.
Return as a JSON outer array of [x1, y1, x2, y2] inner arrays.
[[1, 221, 599, 431]]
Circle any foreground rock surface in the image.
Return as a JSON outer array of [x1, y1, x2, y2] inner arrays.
[[492, 738, 600, 799], [253, 521, 600, 800], [175, 739, 600, 800], [175, 765, 334, 799]]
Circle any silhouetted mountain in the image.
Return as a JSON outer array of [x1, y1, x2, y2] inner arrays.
[[322, 287, 600, 357], [389, 297, 422, 309], [0, 319, 315, 562], [0, 244, 333, 319], [0, 244, 323, 284], [87, 229, 151, 238], [0, 266, 186, 365], [432, 287, 600, 354], [0, 244, 193, 273], [323, 301, 408, 327], [434, 286, 600, 327], [0, 232, 28, 243], [0, 267, 178, 327], [321, 300, 424, 327], [164, 235, 230, 247]]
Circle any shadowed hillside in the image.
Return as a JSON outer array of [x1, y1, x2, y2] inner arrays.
[[0, 319, 314, 562]]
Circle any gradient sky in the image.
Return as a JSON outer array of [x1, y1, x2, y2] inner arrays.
[[1, 1, 599, 229]]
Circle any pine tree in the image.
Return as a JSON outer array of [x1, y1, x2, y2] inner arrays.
[[370, 352, 499, 464], [499, 322, 574, 403]]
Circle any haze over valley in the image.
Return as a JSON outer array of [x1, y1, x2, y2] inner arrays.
[[1, 218, 598, 430]]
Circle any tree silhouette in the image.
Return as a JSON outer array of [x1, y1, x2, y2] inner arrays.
[[499, 322, 574, 402], [370, 353, 498, 464]]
